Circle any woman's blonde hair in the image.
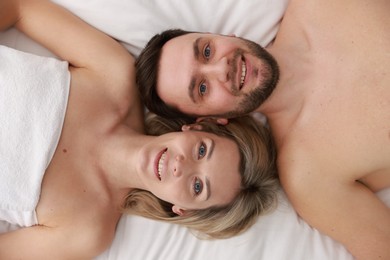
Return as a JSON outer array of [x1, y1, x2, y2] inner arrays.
[[122, 113, 278, 239]]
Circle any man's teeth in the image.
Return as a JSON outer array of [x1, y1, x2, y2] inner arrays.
[[158, 151, 167, 179], [240, 61, 246, 88]]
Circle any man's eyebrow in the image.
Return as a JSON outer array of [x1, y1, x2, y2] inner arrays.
[[188, 78, 196, 103], [188, 37, 202, 103], [193, 37, 202, 60]]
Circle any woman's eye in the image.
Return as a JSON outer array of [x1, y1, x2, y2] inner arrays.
[[198, 142, 207, 159], [204, 45, 211, 59], [194, 178, 203, 195], [199, 82, 207, 96]]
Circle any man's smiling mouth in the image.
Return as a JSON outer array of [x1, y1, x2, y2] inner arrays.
[[240, 59, 247, 89]]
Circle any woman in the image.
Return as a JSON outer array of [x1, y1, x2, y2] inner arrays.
[[0, 0, 278, 258], [127, 113, 277, 239]]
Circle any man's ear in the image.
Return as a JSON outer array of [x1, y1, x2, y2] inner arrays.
[[216, 118, 229, 125], [172, 205, 186, 216], [196, 117, 229, 125], [182, 117, 229, 131], [181, 124, 203, 131]]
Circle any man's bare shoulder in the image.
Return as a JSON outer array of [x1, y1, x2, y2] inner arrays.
[[285, 0, 389, 32], [276, 134, 318, 182], [276, 127, 343, 190]]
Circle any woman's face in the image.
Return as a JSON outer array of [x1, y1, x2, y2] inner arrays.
[[138, 128, 241, 214]]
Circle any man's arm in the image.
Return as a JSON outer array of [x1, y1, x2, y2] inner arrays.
[[280, 162, 390, 259]]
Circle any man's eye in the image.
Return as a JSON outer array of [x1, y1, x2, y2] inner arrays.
[[199, 82, 207, 96], [194, 178, 203, 195], [204, 45, 211, 59], [198, 142, 207, 159]]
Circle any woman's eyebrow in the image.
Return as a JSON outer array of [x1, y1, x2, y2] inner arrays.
[[204, 139, 214, 201], [205, 177, 211, 201]]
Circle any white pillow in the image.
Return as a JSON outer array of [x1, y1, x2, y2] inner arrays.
[[1, 0, 287, 57], [55, 0, 288, 56]]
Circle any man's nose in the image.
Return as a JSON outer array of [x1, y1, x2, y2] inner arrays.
[[202, 57, 229, 82]]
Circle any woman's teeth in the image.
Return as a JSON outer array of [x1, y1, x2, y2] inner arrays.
[[157, 150, 167, 180], [240, 61, 246, 88]]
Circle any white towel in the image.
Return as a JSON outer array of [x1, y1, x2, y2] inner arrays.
[[0, 45, 70, 229]]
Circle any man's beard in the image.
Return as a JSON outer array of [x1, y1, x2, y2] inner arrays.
[[222, 37, 279, 118]]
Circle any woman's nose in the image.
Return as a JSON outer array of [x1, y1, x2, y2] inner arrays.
[[173, 154, 185, 177]]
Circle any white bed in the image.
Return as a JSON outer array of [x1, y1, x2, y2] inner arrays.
[[1, 1, 389, 259]]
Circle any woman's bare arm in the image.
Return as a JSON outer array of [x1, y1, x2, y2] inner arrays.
[[15, 0, 133, 74], [5, 0, 144, 130], [8, 0, 138, 115], [0, 224, 105, 259], [0, 0, 19, 31]]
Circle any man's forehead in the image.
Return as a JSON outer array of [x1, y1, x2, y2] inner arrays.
[[167, 32, 204, 46], [157, 32, 223, 112], [157, 35, 195, 101], [167, 31, 225, 45]]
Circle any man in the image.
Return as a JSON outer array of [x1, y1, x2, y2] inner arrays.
[[135, 0, 390, 259]]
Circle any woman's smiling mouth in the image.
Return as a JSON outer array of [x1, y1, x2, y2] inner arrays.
[[155, 148, 167, 181]]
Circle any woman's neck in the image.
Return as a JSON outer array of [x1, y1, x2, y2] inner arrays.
[[96, 128, 154, 193]]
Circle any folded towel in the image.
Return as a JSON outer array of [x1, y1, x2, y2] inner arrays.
[[0, 45, 70, 229]]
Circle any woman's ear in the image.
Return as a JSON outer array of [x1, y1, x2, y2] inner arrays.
[[172, 205, 186, 216]]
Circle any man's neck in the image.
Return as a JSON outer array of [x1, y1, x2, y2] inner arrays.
[[255, 35, 315, 145]]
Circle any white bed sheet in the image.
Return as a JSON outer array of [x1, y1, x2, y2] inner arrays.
[[99, 188, 388, 260], [1, 1, 388, 259]]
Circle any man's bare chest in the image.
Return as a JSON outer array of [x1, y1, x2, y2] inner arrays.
[[289, 64, 390, 179]]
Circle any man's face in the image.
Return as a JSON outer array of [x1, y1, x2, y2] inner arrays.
[[157, 33, 279, 118]]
